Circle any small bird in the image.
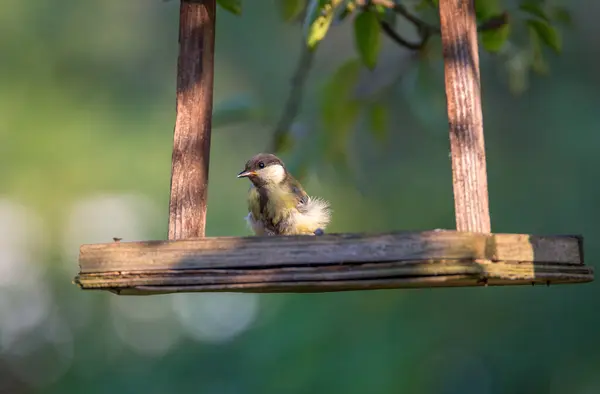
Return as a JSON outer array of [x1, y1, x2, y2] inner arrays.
[[237, 153, 331, 236]]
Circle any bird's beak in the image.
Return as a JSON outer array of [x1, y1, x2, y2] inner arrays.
[[237, 170, 256, 178]]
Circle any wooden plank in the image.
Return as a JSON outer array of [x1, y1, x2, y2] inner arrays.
[[439, 0, 491, 233], [75, 231, 593, 294], [80, 270, 594, 295], [168, 0, 216, 240], [126, 274, 591, 294], [75, 259, 592, 288], [78, 231, 583, 273]]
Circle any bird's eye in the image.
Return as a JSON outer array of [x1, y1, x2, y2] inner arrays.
[[258, 161, 265, 169]]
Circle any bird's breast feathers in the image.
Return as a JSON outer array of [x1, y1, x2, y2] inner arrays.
[[247, 186, 262, 219]]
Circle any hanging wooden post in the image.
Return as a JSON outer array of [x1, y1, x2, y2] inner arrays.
[[168, 0, 216, 240], [439, 0, 491, 233]]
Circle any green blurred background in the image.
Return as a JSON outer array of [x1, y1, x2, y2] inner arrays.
[[1, 0, 600, 393]]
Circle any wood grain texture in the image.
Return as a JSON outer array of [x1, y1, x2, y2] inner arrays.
[[74, 231, 593, 294], [109, 272, 593, 295], [439, 0, 491, 233], [168, 0, 216, 240]]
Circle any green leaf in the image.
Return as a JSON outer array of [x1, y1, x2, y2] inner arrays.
[[328, 100, 360, 160], [279, 0, 306, 22], [322, 59, 361, 101], [481, 20, 510, 52], [528, 24, 549, 75], [475, 0, 501, 21], [526, 18, 561, 53], [519, 1, 550, 22], [372, 4, 386, 14], [334, 0, 356, 23], [216, 0, 242, 15], [415, 0, 437, 11], [368, 103, 388, 142], [320, 59, 362, 157], [304, 0, 343, 49], [551, 6, 573, 28], [353, 10, 381, 69]]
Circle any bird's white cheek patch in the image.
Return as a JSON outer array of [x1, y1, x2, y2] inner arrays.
[[262, 164, 286, 184]]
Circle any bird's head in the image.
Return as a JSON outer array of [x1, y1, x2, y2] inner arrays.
[[237, 153, 287, 187]]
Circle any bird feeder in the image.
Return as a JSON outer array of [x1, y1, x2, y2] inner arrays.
[[74, 0, 593, 295]]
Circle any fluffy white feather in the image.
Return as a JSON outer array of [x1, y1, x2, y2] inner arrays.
[[290, 196, 331, 233], [245, 212, 273, 236], [244, 196, 331, 236]]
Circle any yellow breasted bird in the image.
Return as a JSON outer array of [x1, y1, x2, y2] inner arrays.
[[237, 153, 331, 236]]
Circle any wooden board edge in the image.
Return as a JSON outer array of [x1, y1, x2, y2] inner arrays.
[[78, 230, 584, 248], [78, 231, 584, 273], [98, 274, 594, 295]]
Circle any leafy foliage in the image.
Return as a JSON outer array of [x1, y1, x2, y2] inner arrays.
[[278, 0, 307, 21], [304, 0, 345, 49], [526, 18, 562, 53], [320, 58, 362, 165], [215, 0, 573, 169], [481, 21, 511, 53], [367, 102, 388, 143], [216, 0, 242, 15], [353, 10, 381, 69]]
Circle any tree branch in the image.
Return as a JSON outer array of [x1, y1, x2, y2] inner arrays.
[[369, 0, 509, 53], [393, 4, 508, 34], [392, 3, 441, 34], [379, 20, 430, 50], [478, 12, 509, 31], [269, 44, 315, 153], [268, 2, 509, 154]]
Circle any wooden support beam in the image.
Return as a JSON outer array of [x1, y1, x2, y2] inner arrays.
[[74, 231, 593, 295], [168, 0, 216, 240], [439, 0, 491, 233]]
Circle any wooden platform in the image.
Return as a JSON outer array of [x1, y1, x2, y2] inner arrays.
[[74, 230, 593, 295]]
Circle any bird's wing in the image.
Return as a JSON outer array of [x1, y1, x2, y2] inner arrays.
[[287, 176, 309, 208], [287, 176, 332, 232]]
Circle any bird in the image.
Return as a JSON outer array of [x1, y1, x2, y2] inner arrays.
[[237, 153, 331, 236]]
